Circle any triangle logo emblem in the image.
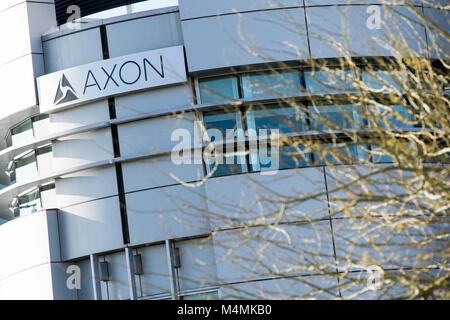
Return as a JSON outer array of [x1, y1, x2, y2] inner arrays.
[[54, 74, 79, 105]]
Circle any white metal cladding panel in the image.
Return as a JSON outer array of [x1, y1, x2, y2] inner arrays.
[[0, 3, 31, 67], [118, 112, 197, 157], [75, 259, 94, 300], [32, 117, 51, 139], [42, 27, 103, 74], [181, 8, 309, 72], [101, 251, 130, 300], [26, 1, 57, 56], [126, 184, 210, 245], [49, 100, 110, 134], [0, 211, 56, 281], [52, 128, 114, 172], [57, 196, 124, 260], [49, 262, 78, 300], [11, 129, 34, 146], [305, 0, 422, 5], [41, 188, 57, 209], [122, 155, 203, 193], [0, 54, 42, 120], [178, 0, 301, 20], [136, 244, 171, 297], [424, 8, 449, 59], [176, 237, 218, 291], [106, 12, 183, 58], [325, 164, 416, 219], [0, 263, 53, 300], [114, 84, 194, 118], [332, 217, 449, 271], [306, 5, 428, 59], [0, 0, 54, 12], [205, 168, 329, 230], [37, 152, 53, 177], [219, 275, 340, 299], [212, 221, 336, 284], [55, 166, 118, 208], [15, 161, 38, 183]]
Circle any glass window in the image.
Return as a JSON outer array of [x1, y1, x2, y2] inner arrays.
[[40, 183, 55, 192], [11, 119, 32, 136], [305, 70, 358, 92], [362, 70, 403, 92], [246, 104, 307, 136], [18, 189, 41, 217], [32, 114, 49, 123], [15, 151, 36, 169], [36, 145, 52, 156], [314, 143, 370, 165], [368, 105, 414, 130], [241, 71, 302, 98], [199, 76, 239, 103], [203, 111, 243, 137], [371, 145, 394, 163], [309, 104, 364, 131], [182, 291, 219, 300], [203, 111, 247, 177], [253, 144, 312, 172]]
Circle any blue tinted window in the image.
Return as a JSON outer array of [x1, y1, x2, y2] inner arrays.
[[369, 105, 414, 130], [207, 158, 247, 177], [203, 111, 242, 138], [241, 71, 302, 98], [255, 145, 312, 171], [314, 143, 369, 165], [199, 76, 239, 103], [305, 70, 358, 92], [247, 105, 307, 136], [203, 111, 247, 177], [309, 105, 363, 131], [371, 145, 394, 163], [362, 70, 403, 92]]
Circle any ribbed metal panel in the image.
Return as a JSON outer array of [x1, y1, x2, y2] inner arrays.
[[55, 0, 149, 26]]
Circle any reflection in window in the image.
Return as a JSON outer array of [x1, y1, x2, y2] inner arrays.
[[15, 151, 36, 169], [305, 70, 358, 92], [314, 143, 370, 165], [369, 105, 414, 130], [17, 189, 41, 218], [362, 70, 403, 92], [199, 76, 239, 103], [11, 119, 32, 136], [252, 144, 312, 172], [203, 111, 247, 177], [371, 145, 394, 163], [241, 71, 302, 98], [246, 105, 307, 136], [309, 104, 364, 131]]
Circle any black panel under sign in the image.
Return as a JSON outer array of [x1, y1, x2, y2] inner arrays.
[[55, 0, 150, 26]]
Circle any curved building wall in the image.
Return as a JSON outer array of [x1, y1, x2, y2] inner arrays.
[[0, 1, 447, 299]]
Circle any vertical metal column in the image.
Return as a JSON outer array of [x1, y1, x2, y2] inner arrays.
[[90, 254, 102, 300], [165, 239, 179, 300], [125, 247, 138, 300]]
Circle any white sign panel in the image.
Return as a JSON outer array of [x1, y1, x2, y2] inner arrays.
[[37, 45, 187, 113]]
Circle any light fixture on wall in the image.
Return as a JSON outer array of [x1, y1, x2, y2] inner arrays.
[[99, 261, 109, 281], [4, 161, 14, 177], [8, 197, 18, 213], [133, 254, 143, 275], [173, 247, 181, 269]]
